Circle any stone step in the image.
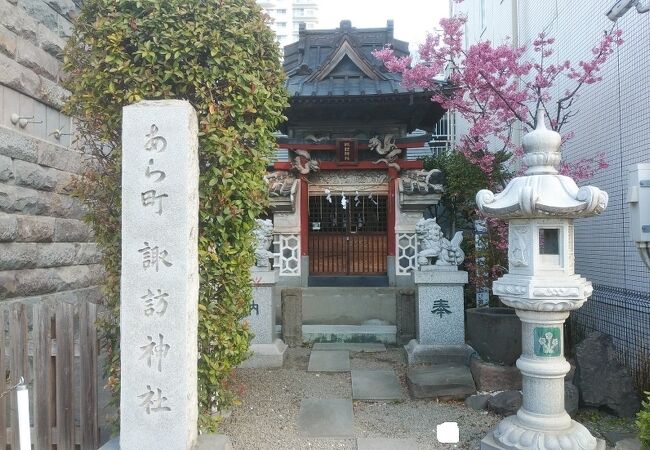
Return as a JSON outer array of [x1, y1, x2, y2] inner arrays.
[[352, 369, 404, 401], [313, 342, 386, 352], [407, 364, 476, 400], [307, 350, 350, 372], [302, 287, 398, 326], [297, 399, 354, 438], [303, 324, 396, 344]]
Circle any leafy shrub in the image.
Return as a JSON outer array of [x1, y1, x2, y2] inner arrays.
[[422, 150, 510, 307], [639, 391, 650, 448], [63, 0, 287, 430]]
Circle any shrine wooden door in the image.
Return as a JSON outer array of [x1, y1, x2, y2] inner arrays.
[[308, 193, 388, 275]]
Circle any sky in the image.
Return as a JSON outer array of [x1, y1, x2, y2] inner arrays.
[[317, 0, 448, 54]]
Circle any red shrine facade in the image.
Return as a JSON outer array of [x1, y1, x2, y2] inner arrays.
[[267, 20, 446, 287]]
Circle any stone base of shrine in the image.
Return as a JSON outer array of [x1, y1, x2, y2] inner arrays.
[[403, 340, 474, 365], [480, 430, 606, 450], [239, 339, 287, 369]]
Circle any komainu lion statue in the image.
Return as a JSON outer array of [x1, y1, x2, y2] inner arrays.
[[415, 218, 465, 267], [253, 219, 274, 270]]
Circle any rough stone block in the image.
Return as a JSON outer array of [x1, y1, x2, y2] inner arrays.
[[575, 332, 641, 417], [281, 287, 302, 347], [36, 74, 68, 108], [43, 0, 76, 18], [0, 184, 84, 218], [37, 23, 64, 57], [465, 393, 490, 411], [16, 38, 60, 80], [36, 143, 84, 173], [15, 214, 55, 241], [469, 356, 522, 391], [0, 242, 101, 269], [352, 369, 404, 401], [407, 364, 476, 400], [0, 1, 38, 43], [297, 399, 354, 438], [19, 0, 59, 32], [54, 218, 93, 242], [0, 50, 40, 97], [487, 390, 522, 416], [0, 25, 17, 57], [13, 159, 58, 191], [0, 214, 18, 241], [0, 264, 104, 299], [0, 155, 14, 182], [0, 125, 39, 163]]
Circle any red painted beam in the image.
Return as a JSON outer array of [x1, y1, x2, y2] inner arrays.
[[277, 141, 429, 150], [273, 160, 424, 171], [300, 177, 309, 257]]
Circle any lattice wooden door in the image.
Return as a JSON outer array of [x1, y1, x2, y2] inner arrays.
[[308, 194, 387, 275]]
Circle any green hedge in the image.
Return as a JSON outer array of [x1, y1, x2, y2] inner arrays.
[[63, 0, 287, 431]]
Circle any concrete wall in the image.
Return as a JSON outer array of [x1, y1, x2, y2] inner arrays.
[[0, 0, 103, 306]]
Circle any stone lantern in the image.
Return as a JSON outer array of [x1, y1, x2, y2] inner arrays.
[[476, 108, 608, 450]]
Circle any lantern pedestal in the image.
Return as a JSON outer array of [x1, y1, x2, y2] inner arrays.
[[480, 309, 605, 450]]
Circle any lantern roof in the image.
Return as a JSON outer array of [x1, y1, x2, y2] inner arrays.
[[476, 108, 608, 219]]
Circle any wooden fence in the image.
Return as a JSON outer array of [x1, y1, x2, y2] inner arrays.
[[0, 301, 99, 450]]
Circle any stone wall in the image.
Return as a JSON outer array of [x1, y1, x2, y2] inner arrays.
[[0, 0, 103, 305]]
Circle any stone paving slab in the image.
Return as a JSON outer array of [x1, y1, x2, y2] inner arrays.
[[407, 364, 476, 400], [312, 343, 386, 353], [307, 350, 350, 372], [297, 399, 354, 438], [352, 369, 404, 401], [357, 438, 420, 450]]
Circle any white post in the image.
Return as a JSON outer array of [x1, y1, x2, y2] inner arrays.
[[16, 380, 30, 450], [120, 100, 199, 450]]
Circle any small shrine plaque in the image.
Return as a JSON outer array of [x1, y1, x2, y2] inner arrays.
[[337, 139, 358, 163]]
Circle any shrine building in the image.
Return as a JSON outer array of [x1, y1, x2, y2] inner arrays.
[[267, 20, 447, 289]]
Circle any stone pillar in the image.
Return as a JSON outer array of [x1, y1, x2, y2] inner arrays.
[[404, 266, 472, 364], [119, 101, 199, 449], [240, 269, 287, 368]]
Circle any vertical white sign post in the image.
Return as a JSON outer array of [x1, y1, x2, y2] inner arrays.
[[120, 100, 199, 450]]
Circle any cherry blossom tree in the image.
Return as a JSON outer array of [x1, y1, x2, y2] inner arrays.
[[373, 11, 622, 304]]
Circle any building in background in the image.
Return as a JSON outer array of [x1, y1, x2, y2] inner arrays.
[[258, 0, 320, 47], [453, 0, 649, 381]]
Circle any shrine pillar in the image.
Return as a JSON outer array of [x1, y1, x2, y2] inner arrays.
[[393, 170, 443, 286], [265, 171, 303, 286]]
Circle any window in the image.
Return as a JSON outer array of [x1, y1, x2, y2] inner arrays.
[[539, 228, 561, 266], [276, 8, 286, 13], [277, 22, 286, 28]]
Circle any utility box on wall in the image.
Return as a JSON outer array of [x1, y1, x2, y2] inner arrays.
[[628, 163, 650, 268]]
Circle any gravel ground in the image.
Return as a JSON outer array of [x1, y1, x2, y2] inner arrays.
[[219, 347, 500, 449], [219, 347, 640, 449]]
